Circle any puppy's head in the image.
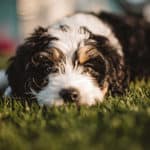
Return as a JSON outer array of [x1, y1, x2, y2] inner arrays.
[[7, 14, 129, 106]]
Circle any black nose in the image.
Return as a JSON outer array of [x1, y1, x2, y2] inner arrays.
[[59, 88, 80, 102]]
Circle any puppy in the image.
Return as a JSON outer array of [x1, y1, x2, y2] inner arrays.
[[1, 12, 150, 106]]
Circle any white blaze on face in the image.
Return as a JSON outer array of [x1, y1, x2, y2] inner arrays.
[[33, 60, 104, 106], [49, 13, 123, 56]]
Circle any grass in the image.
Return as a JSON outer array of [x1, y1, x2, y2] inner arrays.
[[0, 57, 150, 150]]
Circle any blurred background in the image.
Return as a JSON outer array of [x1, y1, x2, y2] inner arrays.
[[0, 0, 149, 56]]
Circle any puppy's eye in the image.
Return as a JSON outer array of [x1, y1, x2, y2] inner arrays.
[[83, 63, 94, 73], [32, 52, 49, 65], [84, 67, 92, 74], [45, 66, 58, 74], [36, 55, 45, 61]]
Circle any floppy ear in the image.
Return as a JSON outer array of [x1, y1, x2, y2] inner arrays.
[[94, 35, 130, 95], [6, 27, 53, 97], [107, 52, 130, 95], [102, 45, 130, 95]]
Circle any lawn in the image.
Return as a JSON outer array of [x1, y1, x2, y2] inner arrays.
[[0, 57, 150, 150]]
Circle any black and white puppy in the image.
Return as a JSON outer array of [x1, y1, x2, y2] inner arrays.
[[1, 12, 150, 106]]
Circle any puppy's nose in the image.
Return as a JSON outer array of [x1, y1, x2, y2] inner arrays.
[[59, 88, 80, 102]]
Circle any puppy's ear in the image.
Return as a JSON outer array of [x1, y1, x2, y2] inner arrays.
[[107, 52, 130, 95], [94, 35, 130, 95], [6, 26, 53, 97]]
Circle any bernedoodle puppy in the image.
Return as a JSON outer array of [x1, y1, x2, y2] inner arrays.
[[0, 12, 150, 106]]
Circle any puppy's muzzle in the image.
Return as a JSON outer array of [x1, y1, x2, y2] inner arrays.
[[59, 87, 80, 102]]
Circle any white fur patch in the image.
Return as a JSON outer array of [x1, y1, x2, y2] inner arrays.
[[49, 13, 123, 56], [32, 60, 104, 106]]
